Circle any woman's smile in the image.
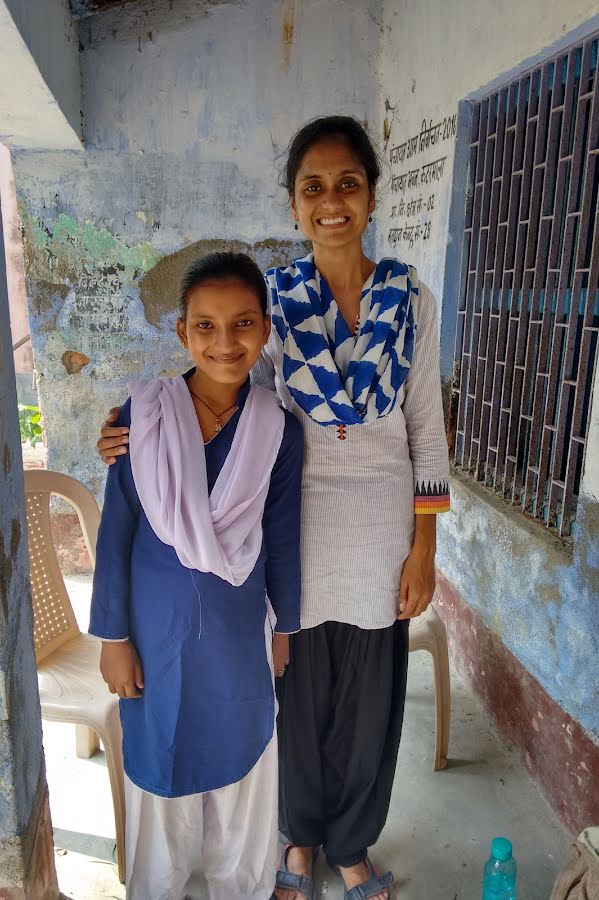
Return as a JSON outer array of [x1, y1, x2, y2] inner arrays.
[[317, 215, 351, 227]]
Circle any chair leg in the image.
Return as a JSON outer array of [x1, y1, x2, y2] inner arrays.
[[75, 724, 99, 759], [429, 616, 451, 771], [98, 706, 126, 884]]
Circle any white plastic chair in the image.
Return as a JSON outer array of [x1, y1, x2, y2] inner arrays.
[[24, 469, 125, 883], [409, 604, 451, 770]]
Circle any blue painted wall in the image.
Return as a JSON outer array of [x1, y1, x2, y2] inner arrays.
[[13, 0, 381, 500]]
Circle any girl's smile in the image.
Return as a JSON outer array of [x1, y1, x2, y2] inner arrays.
[[176, 277, 271, 390]]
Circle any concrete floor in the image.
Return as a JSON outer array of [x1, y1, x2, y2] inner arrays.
[[48, 576, 570, 899]]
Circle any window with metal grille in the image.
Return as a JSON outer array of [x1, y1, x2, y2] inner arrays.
[[452, 35, 599, 538]]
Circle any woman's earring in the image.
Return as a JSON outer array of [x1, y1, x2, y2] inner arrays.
[[294, 223, 299, 230], [369, 215, 373, 223]]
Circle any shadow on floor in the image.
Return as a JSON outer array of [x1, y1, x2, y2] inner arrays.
[[54, 827, 117, 863]]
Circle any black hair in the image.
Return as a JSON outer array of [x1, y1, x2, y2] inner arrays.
[[281, 115, 381, 193], [178, 252, 268, 319]]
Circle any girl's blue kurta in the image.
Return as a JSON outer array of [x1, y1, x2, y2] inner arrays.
[[89, 376, 303, 798]]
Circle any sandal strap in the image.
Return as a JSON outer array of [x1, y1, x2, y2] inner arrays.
[[275, 845, 317, 898], [275, 869, 316, 897], [345, 869, 394, 900]]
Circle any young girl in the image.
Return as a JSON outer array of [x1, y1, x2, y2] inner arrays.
[[89, 252, 303, 900], [98, 116, 450, 900]]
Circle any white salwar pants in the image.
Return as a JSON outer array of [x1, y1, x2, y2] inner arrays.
[[124, 732, 278, 900]]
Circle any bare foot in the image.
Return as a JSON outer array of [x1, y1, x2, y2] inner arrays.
[[339, 859, 390, 900], [274, 845, 314, 900]]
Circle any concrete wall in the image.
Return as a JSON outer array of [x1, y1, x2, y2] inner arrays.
[[377, 0, 599, 748], [13, 0, 382, 501], [0, 179, 58, 899], [0, 0, 81, 150]]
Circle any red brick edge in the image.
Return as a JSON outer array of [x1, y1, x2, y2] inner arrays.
[[435, 570, 599, 834]]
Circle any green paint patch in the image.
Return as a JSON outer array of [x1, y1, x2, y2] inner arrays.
[[53, 214, 78, 242], [20, 208, 162, 286]]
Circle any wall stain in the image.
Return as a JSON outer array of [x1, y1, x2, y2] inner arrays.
[[2, 443, 11, 479], [281, 0, 295, 72], [547, 617, 557, 653], [0, 519, 21, 621], [536, 582, 563, 607], [28, 282, 70, 319], [139, 237, 309, 326]]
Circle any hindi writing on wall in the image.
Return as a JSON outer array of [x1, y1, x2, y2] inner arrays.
[[387, 114, 457, 251]]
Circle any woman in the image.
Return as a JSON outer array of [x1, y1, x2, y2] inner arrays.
[[98, 116, 450, 900]]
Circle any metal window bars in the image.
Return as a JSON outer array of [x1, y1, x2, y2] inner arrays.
[[452, 35, 599, 538]]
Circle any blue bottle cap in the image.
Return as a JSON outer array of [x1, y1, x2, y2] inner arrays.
[[491, 837, 513, 862]]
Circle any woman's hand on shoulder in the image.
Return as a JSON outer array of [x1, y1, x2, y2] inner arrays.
[[97, 407, 128, 465]]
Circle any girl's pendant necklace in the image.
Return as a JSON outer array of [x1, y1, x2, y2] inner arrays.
[[188, 387, 238, 434]]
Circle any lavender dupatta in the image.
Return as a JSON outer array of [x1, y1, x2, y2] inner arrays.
[[129, 377, 285, 587]]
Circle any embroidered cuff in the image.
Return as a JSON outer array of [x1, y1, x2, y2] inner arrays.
[[414, 479, 450, 514]]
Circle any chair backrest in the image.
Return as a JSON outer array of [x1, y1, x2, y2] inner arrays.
[[23, 470, 100, 664]]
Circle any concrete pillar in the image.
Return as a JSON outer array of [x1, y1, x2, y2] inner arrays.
[[0, 182, 59, 896]]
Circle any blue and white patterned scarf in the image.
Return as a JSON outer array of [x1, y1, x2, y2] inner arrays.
[[265, 253, 418, 426]]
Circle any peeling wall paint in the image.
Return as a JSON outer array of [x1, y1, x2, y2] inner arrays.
[[17, 200, 309, 498], [378, 0, 599, 746], [12, 0, 381, 502]]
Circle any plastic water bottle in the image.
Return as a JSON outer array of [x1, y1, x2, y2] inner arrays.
[[482, 837, 517, 899]]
